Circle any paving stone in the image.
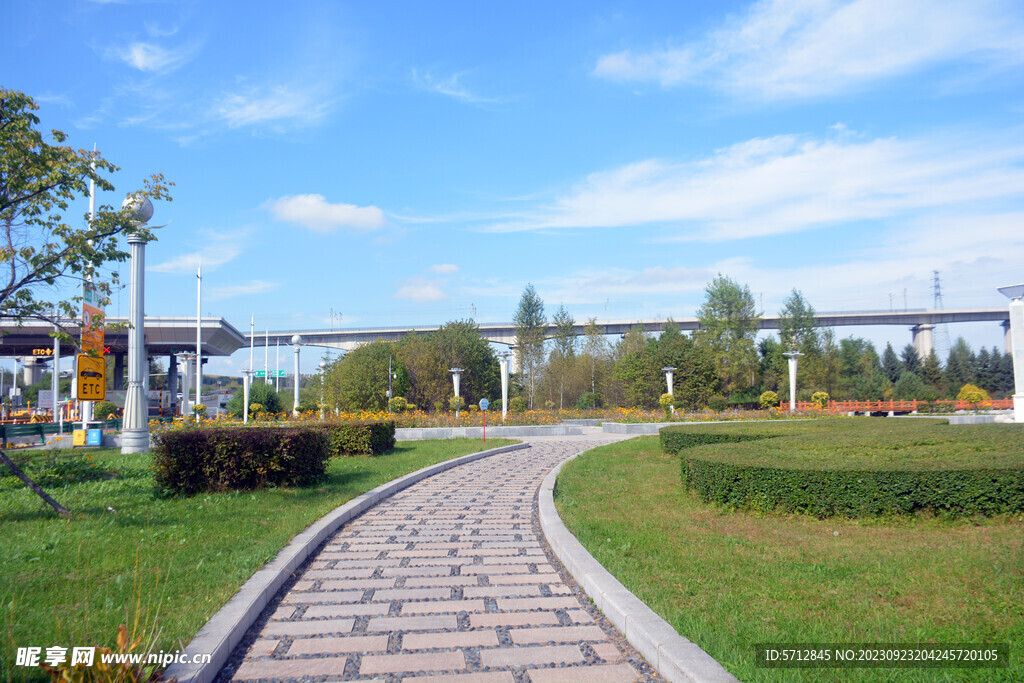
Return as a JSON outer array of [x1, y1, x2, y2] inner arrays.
[[366, 615, 458, 632], [373, 587, 452, 601], [303, 602, 392, 618], [462, 585, 540, 598], [246, 638, 279, 657], [469, 612, 561, 628], [288, 635, 390, 655], [405, 575, 479, 588], [402, 630, 500, 650], [527, 664, 641, 683], [360, 651, 466, 675], [479, 645, 584, 668], [591, 642, 625, 662], [262, 619, 354, 636], [401, 673, 514, 683], [233, 656, 348, 680], [400, 599, 486, 614], [509, 625, 608, 645]]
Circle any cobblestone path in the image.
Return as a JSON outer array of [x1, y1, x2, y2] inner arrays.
[[224, 435, 660, 682]]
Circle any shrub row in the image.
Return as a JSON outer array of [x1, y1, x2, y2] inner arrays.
[[153, 427, 330, 495], [317, 421, 396, 457], [661, 424, 1024, 517], [660, 429, 765, 455], [681, 458, 1024, 517]]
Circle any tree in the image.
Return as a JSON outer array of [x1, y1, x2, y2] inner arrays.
[[778, 289, 820, 355], [0, 88, 171, 518], [695, 275, 760, 394], [395, 320, 498, 412], [514, 284, 546, 409], [582, 317, 608, 395], [226, 380, 283, 417], [550, 305, 576, 409], [893, 370, 925, 400], [944, 338, 975, 396], [882, 343, 902, 383], [322, 339, 407, 412], [0, 88, 172, 328], [920, 350, 944, 392]]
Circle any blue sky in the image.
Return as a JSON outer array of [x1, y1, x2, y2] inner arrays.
[[4, 0, 1024, 375]]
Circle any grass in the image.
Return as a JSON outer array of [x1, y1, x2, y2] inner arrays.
[[665, 418, 1024, 470], [0, 438, 513, 679], [555, 430, 1024, 682]]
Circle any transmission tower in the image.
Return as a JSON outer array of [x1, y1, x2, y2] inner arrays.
[[932, 271, 951, 360]]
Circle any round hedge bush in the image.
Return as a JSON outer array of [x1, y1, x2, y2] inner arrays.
[[661, 421, 1024, 518]]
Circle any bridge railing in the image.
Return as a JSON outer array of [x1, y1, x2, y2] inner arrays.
[[782, 399, 1013, 413]]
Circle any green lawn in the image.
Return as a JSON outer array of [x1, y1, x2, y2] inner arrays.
[[555, 428, 1024, 682], [0, 439, 513, 678]]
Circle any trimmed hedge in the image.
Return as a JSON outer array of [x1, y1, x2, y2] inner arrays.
[[154, 426, 330, 495], [661, 424, 1024, 518], [317, 421, 396, 456]]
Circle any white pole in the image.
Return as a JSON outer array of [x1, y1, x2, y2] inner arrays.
[[499, 353, 510, 423], [1008, 297, 1024, 423], [52, 317, 59, 419], [265, 329, 269, 382], [275, 336, 280, 391], [195, 264, 202, 420], [249, 315, 254, 373], [784, 352, 802, 411], [81, 152, 97, 428], [293, 337, 301, 415]]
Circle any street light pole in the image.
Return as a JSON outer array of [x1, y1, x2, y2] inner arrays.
[[241, 368, 255, 424], [662, 366, 676, 414], [783, 351, 803, 412], [450, 367, 463, 417], [121, 197, 156, 454], [291, 334, 302, 416], [319, 360, 327, 420], [498, 352, 511, 423]]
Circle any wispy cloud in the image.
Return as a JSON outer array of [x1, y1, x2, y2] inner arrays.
[[265, 194, 385, 233], [214, 84, 330, 128], [150, 232, 245, 273], [483, 127, 1024, 241], [429, 264, 459, 275], [207, 280, 279, 302], [395, 276, 447, 303], [412, 68, 502, 106], [106, 41, 199, 74], [593, 0, 1024, 99]]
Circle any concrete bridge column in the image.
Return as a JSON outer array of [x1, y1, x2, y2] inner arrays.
[[167, 354, 178, 415], [911, 324, 934, 358], [113, 352, 125, 390], [1003, 320, 1012, 355], [21, 357, 45, 385]]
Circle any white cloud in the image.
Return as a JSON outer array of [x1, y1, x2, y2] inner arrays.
[[266, 194, 385, 233], [593, 0, 1024, 98], [151, 232, 245, 273], [214, 85, 329, 128], [412, 69, 501, 105], [429, 264, 459, 275], [395, 277, 447, 303], [483, 128, 1024, 241], [207, 280, 279, 302], [107, 41, 198, 73]]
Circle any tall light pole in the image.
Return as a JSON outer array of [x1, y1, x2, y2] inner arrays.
[[195, 264, 202, 421], [662, 366, 676, 414], [997, 284, 1024, 423], [241, 368, 255, 424], [318, 360, 327, 419], [120, 196, 156, 454], [450, 367, 463, 417], [784, 351, 803, 412], [291, 334, 302, 416], [498, 352, 512, 423]]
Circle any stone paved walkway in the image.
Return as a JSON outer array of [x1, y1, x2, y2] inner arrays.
[[224, 435, 660, 682]]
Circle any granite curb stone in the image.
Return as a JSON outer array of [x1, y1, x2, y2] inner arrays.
[[539, 455, 739, 683]]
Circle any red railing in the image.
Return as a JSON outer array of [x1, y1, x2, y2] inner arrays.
[[781, 399, 1013, 412]]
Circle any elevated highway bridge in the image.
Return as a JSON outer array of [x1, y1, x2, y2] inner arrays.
[[245, 307, 1011, 359]]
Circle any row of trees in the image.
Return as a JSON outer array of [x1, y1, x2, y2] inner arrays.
[[309, 277, 1014, 413], [311, 277, 1014, 414]]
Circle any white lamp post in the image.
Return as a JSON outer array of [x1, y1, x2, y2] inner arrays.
[[291, 334, 302, 416], [450, 367, 463, 416], [498, 352, 511, 422], [241, 368, 255, 424], [121, 196, 156, 454], [997, 284, 1024, 423], [662, 366, 676, 414], [319, 360, 327, 419], [783, 351, 803, 412]]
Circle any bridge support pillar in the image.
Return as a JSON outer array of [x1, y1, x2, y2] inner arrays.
[[911, 324, 934, 359], [21, 357, 46, 386], [167, 355, 178, 416], [113, 352, 125, 390], [1003, 320, 1012, 355]]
